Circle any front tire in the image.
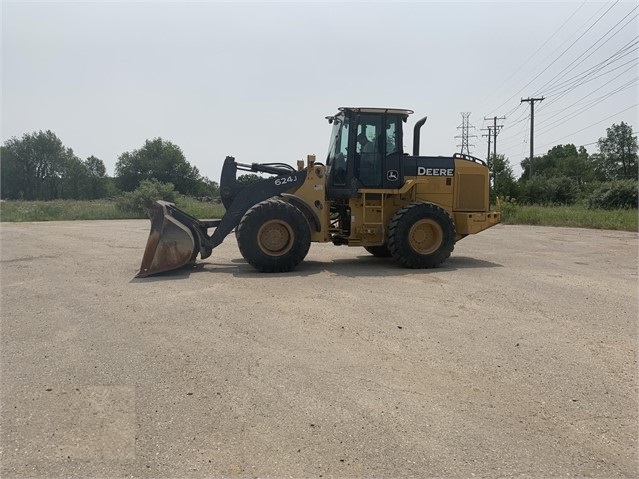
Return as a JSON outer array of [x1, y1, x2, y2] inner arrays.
[[387, 202, 455, 268], [236, 199, 311, 272]]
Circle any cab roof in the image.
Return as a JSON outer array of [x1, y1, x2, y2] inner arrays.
[[337, 107, 414, 116]]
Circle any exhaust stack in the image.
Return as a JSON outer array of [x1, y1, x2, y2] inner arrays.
[[413, 116, 427, 156]]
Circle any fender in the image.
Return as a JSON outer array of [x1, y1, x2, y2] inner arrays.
[[203, 169, 308, 256], [281, 193, 321, 232]]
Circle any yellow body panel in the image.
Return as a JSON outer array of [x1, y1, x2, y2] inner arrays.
[[454, 212, 501, 235], [453, 159, 490, 212], [290, 154, 500, 247], [286, 156, 331, 242]]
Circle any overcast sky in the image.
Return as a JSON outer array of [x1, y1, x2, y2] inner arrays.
[[2, 1, 637, 181]]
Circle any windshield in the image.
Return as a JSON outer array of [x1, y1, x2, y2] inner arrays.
[[326, 114, 349, 165]]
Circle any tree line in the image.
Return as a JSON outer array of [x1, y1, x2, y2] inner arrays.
[[489, 122, 637, 209], [1, 133, 219, 201], [1, 122, 636, 209]]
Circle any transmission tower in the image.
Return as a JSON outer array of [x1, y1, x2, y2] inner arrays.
[[455, 112, 476, 155]]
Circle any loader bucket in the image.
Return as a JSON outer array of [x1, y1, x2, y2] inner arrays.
[[136, 201, 197, 277]]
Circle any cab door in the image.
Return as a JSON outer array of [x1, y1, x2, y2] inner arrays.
[[354, 113, 405, 190], [355, 114, 383, 188], [382, 115, 404, 189], [326, 113, 359, 199]]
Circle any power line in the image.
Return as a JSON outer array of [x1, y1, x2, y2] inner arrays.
[[581, 131, 639, 147], [480, 2, 636, 162], [532, 5, 638, 96], [533, 39, 639, 115], [536, 66, 639, 130], [498, 109, 534, 142], [526, 38, 639, 134], [477, 0, 588, 115], [500, 92, 638, 155], [486, 1, 619, 117], [535, 78, 638, 137], [542, 52, 638, 101], [483, 2, 634, 147], [536, 103, 639, 150], [541, 37, 639, 100]]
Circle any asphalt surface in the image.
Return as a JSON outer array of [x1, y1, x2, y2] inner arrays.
[[1, 220, 637, 478]]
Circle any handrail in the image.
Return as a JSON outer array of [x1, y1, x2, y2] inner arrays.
[[452, 153, 486, 166]]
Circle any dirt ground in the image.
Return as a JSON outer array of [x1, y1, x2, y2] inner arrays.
[[1, 220, 637, 478]]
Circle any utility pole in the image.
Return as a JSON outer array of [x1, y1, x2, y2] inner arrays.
[[487, 115, 505, 158], [455, 112, 476, 155], [481, 115, 505, 161], [482, 126, 493, 161], [521, 97, 544, 178]]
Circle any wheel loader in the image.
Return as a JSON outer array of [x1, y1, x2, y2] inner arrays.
[[136, 107, 500, 277]]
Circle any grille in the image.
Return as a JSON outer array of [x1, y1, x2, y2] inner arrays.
[[456, 174, 486, 211]]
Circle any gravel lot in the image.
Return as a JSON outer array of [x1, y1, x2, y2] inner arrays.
[[1, 220, 637, 478]]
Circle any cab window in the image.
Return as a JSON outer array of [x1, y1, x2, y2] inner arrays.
[[357, 115, 383, 187], [386, 118, 398, 156], [327, 115, 350, 186]]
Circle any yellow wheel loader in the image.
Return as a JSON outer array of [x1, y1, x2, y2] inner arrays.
[[136, 107, 500, 277]]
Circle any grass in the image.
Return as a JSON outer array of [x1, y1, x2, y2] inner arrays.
[[499, 203, 637, 231], [175, 196, 226, 219], [0, 199, 134, 222], [0, 198, 225, 222], [1, 199, 637, 232]]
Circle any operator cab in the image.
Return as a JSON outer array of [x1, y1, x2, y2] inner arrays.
[[325, 107, 413, 199]]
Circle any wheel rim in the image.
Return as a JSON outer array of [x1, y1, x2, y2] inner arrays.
[[408, 219, 443, 255], [257, 220, 294, 256]]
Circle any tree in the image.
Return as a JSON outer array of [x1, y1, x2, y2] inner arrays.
[[235, 174, 263, 187], [60, 156, 90, 199], [597, 122, 638, 180], [518, 144, 593, 183], [84, 155, 108, 199], [115, 138, 202, 194], [488, 154, 518, 202], [568, 146, 592, 185], [192, 177, 220, 197], [1, 130, 82, 200]]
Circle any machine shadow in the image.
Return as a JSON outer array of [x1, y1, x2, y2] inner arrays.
[[146, 254, 501, 280], [128, 260, 249, 283], [288, 257, 501, 278], [131, 254, 501, 282]]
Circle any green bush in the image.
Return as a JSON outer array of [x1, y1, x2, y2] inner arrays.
[[115, 179, 178, 214], [496, 197, 519, 222], [588, 180, 638, 210], [519, 176, 553, 204], [550, 176, 579, 205], [519, 175, 578, 205]]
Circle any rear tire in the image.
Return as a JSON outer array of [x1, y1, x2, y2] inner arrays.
[[364, 245, 392, 257], [236, 199, 311, 272], [387, 202, 455, 268]]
